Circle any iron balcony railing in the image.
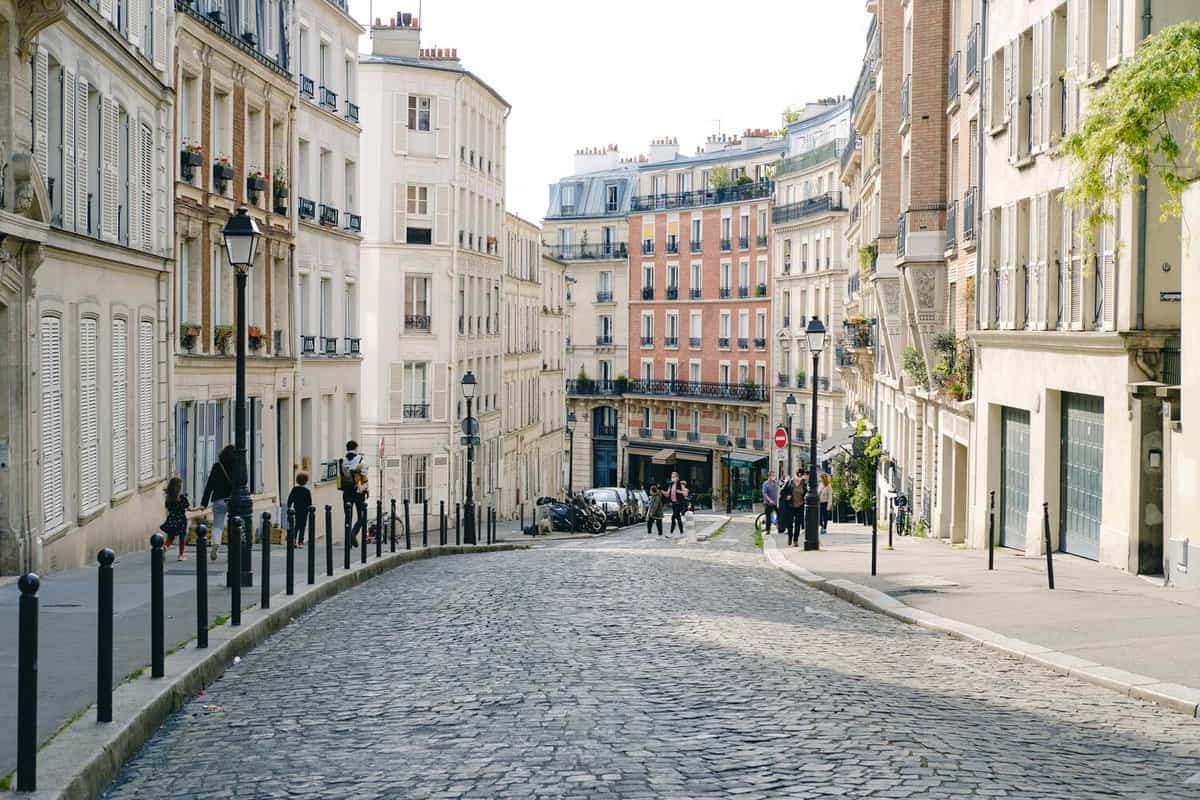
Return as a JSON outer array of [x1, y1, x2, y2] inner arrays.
[[754, 338, 767, 350], [777, 373, 790, 388], [690, 240, 702, 253], [345, 212, 361, 232], [404, 315, 431, 331], [642, 240, 655, 255], [738, 236, 750, 249], [836, 345, 856, 368], [1163, 347, 1181, 385], [757, 234, 768, 247], [897, 212, 907, 258], [321, 336, 337, 355], [773, 192, 844, 224], [851, 58, 876, 120], [720, 238, 732, 251], [344, 337, 361, 354], [689, 288, 702, 299], [664, 336, 679, 348], [752, 439, 766, 451], [841, 132, 859, 173], [345, 100, 360, 123], [948, 51, 961, 106], [737, 337, 750, 350], [689, 337, 702, 348], [847, 273, 860, 298], [719, 287, 732, 299], [550, 242, 628, 260], [946, 202, 957, 250], [687, 431, 700, 442], [301, 335, 316, 355], [666, 239, 680, 254], [717, 435, 731, 446], [403, 403, 429, 419], [666, 286, 679, 300], [625, 379, 768, 403], [641, 287, 655, 300], [900, 74, 912, 130], [319, 86, 338, 111], [641, 336, 654, 346], [300, 75, 314, 98], [663, 429, 678, 441], [966, 23, 980, 85], [567, 379, 622, 396], [963, 187, 977, 241], [735, 437, 748, 448], [718, 337, 731, 348], [737, 287, 750, 299], [630, 180, 775, 212], [596, 291, 613, 303], [298, 197, 316, 220], [756, 284, 767, 297], [595, 335, 613, 345], [639, 428, 652, 438], [595, 424, 618, 439], [844, 320, 874, 349], [776, 139, 847, 178], [319, 204, 338, 225]]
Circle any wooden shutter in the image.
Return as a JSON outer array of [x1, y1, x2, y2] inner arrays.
[[389, 362, 405, 420], [34, 50, 48, 181], [1002, 41, 1013, 125], [129, 0, 143, 48], [1030, 22, 1043, 155], [1007, 40, 1019, 162], [1100, 213, 1117, 330], [112, 318, 128, 494], [1036, 193, 1050, 328], [392, 92, 408, 155], [392, 182, 406, 243], [432, 363, 448, 422], [100, 0, 114, 22], [127, 117, 142, 250], [1106, 0, 1122, 68], [435, 96, 451, 159], [1074, 0, 1089, 80], [982, 54, 992, 129], [62, 70, 76, 230], [40, 317, 65, 530], [1040, 16, 1054, 150], [101, 97, 119, 240], [138, 320, 154, 480], [434, 184, 450, 246], [76, 77, 89, 233], [79, 317, 100, 512], [139, 123, 153, 251], [153, 0, 167, 70]]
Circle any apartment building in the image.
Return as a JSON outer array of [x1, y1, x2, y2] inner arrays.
[[539, 254, 569, 498], [547, 148, 636, 490], [172, 0, 295, 534], [772, 100, 852, 476], [973, 0, 1188, 572], [359, 13, 508, 509], [292, 0, 363, 511], [0, 0, 175, 574]]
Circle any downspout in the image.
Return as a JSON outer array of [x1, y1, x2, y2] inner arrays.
[[1134, 0, 1152, 329], [21, 243, 34, 574]]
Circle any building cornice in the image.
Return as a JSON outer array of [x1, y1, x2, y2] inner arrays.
[[970, 330, 1149, 355]]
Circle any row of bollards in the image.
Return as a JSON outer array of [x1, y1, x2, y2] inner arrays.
[[14, 495, 499, 791]]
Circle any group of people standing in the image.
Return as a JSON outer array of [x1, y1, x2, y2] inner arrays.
[[645, 471, 692, 537], [762, 470, 833, 547]]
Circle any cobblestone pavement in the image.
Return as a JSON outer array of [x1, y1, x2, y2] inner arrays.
[[104, 521, 1200, 799]]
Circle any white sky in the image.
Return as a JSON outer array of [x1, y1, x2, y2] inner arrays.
[[347, 0, 871, 223]]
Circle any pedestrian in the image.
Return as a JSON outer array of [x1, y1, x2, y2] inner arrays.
[[646, 484, 665, 536], [667, 472, 688, 535], [819, 473, 833, 535], [778, 474, 796, 545], [287, 471, 313, 546], [338, 440, 369, 545], [761, 472, 779, 535], [195, 445, 237, 560], [159, 477, 190, 561], [788, 469, 807, 546]]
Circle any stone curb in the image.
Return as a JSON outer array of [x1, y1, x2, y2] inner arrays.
[[3, 544, 524, 800], [761, 535, 1200, 719]]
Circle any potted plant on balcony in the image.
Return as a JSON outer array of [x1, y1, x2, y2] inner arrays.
[[858, 244, 878, 272], [272, 168, 289, 213], [246, 167, 266, 204], [755, 283, 767, 297], [214, 324, 235, 355], [614, 373, 629, 394], [180, 141, 203, 182], [247, 325, 264, 351], [179, 322, 201, 352], [212, 155, 233, 192], [207, 6, 225, 24]]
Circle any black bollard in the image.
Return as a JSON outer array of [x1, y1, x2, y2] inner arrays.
[[988, 491, 996, 571], [261, 511, 272, 609], [230, 518, 243, 626], [150, 532, 165, 678], [478, 505, 483, 544], [489, 507, 495, 544], [871, 518, 877, 576], [361, 501, 368, 564], [286, 509, 296, 596], [888, 509, 894, 549], [423, 500, 429, 548], [343, 502, 352, 570], [97, 549, 115, 723], [325, 505, 334, 576], [390, 499, 397, 552], [1043, 502, 1055, 590], [520, 503, 524, 535], [440, 500, 447, 546], [376, 498, 383, 559], [456, 503, 461, 546], [196, 524, 208, 648], [404, 499, 412, 550], [308, 506, 317, 585], [17, 573, 39, 792]]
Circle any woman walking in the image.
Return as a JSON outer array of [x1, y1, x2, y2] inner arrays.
[[195, 445, 237, 559], [160, 477, 190, 561], [818, 472, 833, 535], [646, 484, 665, 536]]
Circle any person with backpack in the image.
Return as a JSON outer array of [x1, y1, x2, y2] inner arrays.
[[160, 477, 190, 561], [195, 445, 238, 560], [338, 440, 369, 545], [287, 471, 313, 546]]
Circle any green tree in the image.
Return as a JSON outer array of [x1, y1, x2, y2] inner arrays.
[[709, 166, 732, 189]]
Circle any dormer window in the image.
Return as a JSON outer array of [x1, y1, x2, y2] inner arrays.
[[605, 184, 618, 213], [561, 183, 576, 214]]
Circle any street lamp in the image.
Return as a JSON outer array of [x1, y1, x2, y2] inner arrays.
[[221, 207, 261, 587], [784, 393, 798, 478], [461, 371, 478, 545], [565, 411, 576, 496], [804, 316, 826, 551]]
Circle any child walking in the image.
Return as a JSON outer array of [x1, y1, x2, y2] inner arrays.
[[287, 472, 313, 546], [160, 477, 190, 561], [646, 484, 665, 536]]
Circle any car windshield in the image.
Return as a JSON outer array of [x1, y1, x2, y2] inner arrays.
[[589, 490, 619, 503]]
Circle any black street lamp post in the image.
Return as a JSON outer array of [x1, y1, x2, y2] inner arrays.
[[565, 411, 576, 495], [222, 207, 261, 587], [804, 317, 826, 551], [784, 393, 797, 478], [462, 371, 477, 545]]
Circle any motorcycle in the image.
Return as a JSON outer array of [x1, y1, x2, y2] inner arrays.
[[535, 495, 606, 533]]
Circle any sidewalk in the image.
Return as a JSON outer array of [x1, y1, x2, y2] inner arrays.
[[766, 521, 1200, 713]]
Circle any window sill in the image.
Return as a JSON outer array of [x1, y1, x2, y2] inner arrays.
[[110, 488, 136, 508], [139, 477, 160, 493], [42, 522, 72, 546], [987, 121, 1008, 138], [77, 505, 106, 527], [1013, 154, 1036, 170]]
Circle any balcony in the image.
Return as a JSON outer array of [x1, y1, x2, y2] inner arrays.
[[641, 287, 655, 301], [777, 373, 790, 388], [642, 240, 655, 255], [298, 197, 316, 220], [836, 345, 856, 369], [752, 439, 765, 451], [301, 335, 316, 355], [404, 315, 431, 332], [689, 288, 702, 299], [897, 212, 907, 258], [300, 75, 314, 98], [689, 337, 702, 349], [345, 100, 360, 123], [344, 337, 361, 355], [321, 336, 338, 355], [757, 234, 768, 247], [737, 337, 749, 350], [687, 431, 700, 442], [755, 284, 767, 297], [772, 192, 844, 225], [566, 378, 624, 396], [403, 403, 429, 420], [345, 212, 362, 233], [550, 242, 628, 261], [663, 429, 678, 441], [948, 51, 961, 109], [776, 139, 847, 178], [794, 428, 807, 443], [666, 239, 680, 254], [596, 291, 613, 303], [690, 240, 702, 253], [717, 435, 731, 446], [664, 336, 679, 348], [965, 23, 980, 87], [841, 132, 860, 174], [900, 74, 912, 132], [1164, 347, 1182, 385], [720, 238, 732, 252], [782, 316, 791, 328], [624, 379, 768, 403], [737, 287, 749, 299], [630, 180, 774, 212], [850, 57, 876, 121], [945, 202, 957, 251], [849, 203, 860, 226], [595, 334, 614, 346], [319, 86, 338, 111], [735, 437, 748, 448], [319, 204, 338, 226], [718, 336, 731, 348], [738, 235, 750, 250], [666, 286, 679, 300], [639, 427, 652, 438], [963, 187, 977, 243], [640, 336, 654, 347], [753, 337, 766, 350]]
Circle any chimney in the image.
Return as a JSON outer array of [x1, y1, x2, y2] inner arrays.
[[371, 10, 421, 58], [647, 136, 679, 164], [573, 144, 621, 174]]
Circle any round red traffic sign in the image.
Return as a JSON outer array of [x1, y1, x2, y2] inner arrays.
[[774, 426, 789, 449]]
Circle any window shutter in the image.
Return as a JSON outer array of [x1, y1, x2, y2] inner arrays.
[[79, 318, 101, 513], [1036, 192, 1049, 328], [1002, 42, 1013, 125], [982, 54, 992, 129], [100, 0, 114, 22], [140, 123, 153, 251], [34, 50, 48, 180], [1074, 0, 1089, 80], [128, 118, 142, 250], [153, 0, 167, 70], [253, 398, 264, 493], [1106, 0, 1122, 67], [389, 362, 405, 420], [75, 77, 89, 233], [61, 70, 76, 230], [139, 320, 155, 480], [1101, 215, 1117, 330], [392, 92, 408, 155], [392, 182, 406, 243], [1008, 203, 1020, 328], [129, 0, 143, 48], [435, 96, 451, 159], [432, 362, 448, 422], [112, 319, 128, 494], [434, 184, 450, 246], [101, 97, 120, 241], [1030, 22, 1043, 154], [1007, 41, 1018, 162], [1040, 16, 1054, 149], [40, 317, 65, 530]]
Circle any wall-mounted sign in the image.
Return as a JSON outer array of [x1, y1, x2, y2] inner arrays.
[[1161, 291, 1181, 302]]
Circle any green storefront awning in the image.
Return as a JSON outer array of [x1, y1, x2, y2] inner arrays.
[[721, 451, 769, 468]]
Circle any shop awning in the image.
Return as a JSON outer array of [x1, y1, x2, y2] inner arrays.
[[675, 449, 708, 463], [651, 449, 677, 464], [818, 426, 857, 460], [627, 446, 660, 458], [721, 450, 769, 468]]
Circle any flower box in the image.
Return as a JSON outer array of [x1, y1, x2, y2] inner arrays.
[[213, 161, 234, 182], [214, 325, 235, 354], [247, 174, 266, 192]]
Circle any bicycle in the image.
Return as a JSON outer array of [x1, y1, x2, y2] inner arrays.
[[754, 507, 778, 534]]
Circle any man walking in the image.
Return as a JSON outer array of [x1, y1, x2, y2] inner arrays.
[[761, 472, 779, 536], [338, 440, 369, 545], [787, 469, 807, 546], [778, 473, 796, 544]]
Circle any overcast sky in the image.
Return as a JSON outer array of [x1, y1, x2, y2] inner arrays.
[[347, 1, 871, 223]]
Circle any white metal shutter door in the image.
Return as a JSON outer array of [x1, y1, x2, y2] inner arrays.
[[139, 123, 154, 252], [1060, 392, 1104, 560], [76, 77, 89, 233], [40, 317, 65, 530], [62, 70, 76, 231], [79, 318, 101, 512], [101, 97, 120, 240], [112, 318, 129, 494], [138, 320, 155, 481], [999, 406, 1029, 550]]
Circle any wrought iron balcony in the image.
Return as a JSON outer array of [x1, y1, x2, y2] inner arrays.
[[757, 234, 768, 247], [773, 192, 844, 224], [300, 75, 314, 98], [344, 337, 361, 354], [689, 337, 702, 348], [666, 286, 679, 300], [738, 287, 749, 299], [720, 238, 732, 252], [776, 139, 847, 178], [754, 338, 767, 350], [345, 100, 360, 123], [550, 242, 628, 260], [301, 335, 316, 355], [663, 429, 678, 441], [756, 284, 767, 297], [737, 337, 749, 350], [596, 291, 613, 303], [595, 334, 613, 346], [403, 403, 429, 419], [687, 431, 700, 442], [664, 336, 679, 348], [321, 336, 338, 355], [689, 288, 702, 299], [719, 287, 732, 299], [948, 51, 961, 107], [897, 212, 907, 258], [629, 180, 774, 212], [777, 373, 790, 388], [717, 435, 731, 446], [752, 439, 765, 451], [900, 74, 912, 131], [946, 202, 957, 250], [404, 315, 431, 331], [963, 187, 977, 242], [345, 212, 361, 232], [566, 379, 624, 397], [641, 287, 655, 301], [690, 240, 702, 253], [642, 240, 655, 255], [738, 236, 750, 250], [966, 23, 980, 85], [319, 86, 338, 111], [735, 437, 748, 448], [666, 239, 680, 254], [639, 427, 652, 438], [319, 204, 338, 226], [640, 336, 654, 346], [623, 379, 768, 403], [298, 197, 316, 220], [718, 336, 731, 348]]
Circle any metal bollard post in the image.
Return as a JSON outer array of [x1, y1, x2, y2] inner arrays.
[[489, 507, 495, 544], [478, 505, 483, 544], [376, 498, 383, 559], [520, 503, 524, 535], [150, 533, 165, 678], [360, 502, 368, 564], [456, 503, 461, 546], [1043, 502, 1055, 590], [390, 499, 397, 553], [325, 505, 334, 576], [423, 500, 429, 548], [343, 502, 352, 570], [888, 509, 894, 549], [17, 573, 39, 792], [404, 499, 412, 550], [97, 549, 115, 723], [871, 519, 877, 577], [230, 519, 243, 626], [988, 491, 996, 571], [286, 509, 296, 596], [308, 506, 317, 585], [196, 525, 209, 648], [440, 500, 447, 546], [261, 511, 272, 609]]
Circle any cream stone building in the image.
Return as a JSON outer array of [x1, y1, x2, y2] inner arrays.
[[538, 254, 569, 498], [359, 14, 508, 510], [0, 0, 175, 574]]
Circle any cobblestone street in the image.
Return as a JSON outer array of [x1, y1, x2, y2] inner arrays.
[[103, 521, 1200, 799]]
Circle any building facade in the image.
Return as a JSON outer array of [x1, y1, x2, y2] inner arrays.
[[538, 253, 569, 499], [359, 14, 508, 511]]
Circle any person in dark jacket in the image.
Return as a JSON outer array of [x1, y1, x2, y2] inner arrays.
[[287, 471, 313, 545], [778, 475, 796, 544], [196, 445, 237, 560]]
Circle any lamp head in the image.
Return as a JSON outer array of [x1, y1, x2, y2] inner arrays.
[[460, 370, 477, 399], [785, 393, 797, 413], [221, 207, 261, 272], [805, 316, 827, 354]]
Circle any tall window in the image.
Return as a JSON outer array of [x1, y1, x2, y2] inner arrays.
[[405, 363, 428, 407], [138, 320, 154, 481], [298, 273, 310, 334], [407, 185, 429, 216], [408, 95, 431, 131], [405, 274, 430, 319], [691, 262, 702, 290], [402, 454, 428, 503], [112, 319, 128, 494], [40, 318, 64, 528], [319, 277, 332, 338], [79, 317, 100, 512]]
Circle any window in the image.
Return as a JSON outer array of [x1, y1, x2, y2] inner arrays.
[[345, 161, 357, 213], [405, 363, 428, 406], [690, 362, 701, 383], [561, 183, 576, 213], [405, 274, 430, 319], [642, 263, 654, 289], [298, 273, 310, 334], [598, 270, 612, 294], [719, 312, 731, 339], [739, 259, 750, 289], [690, 311, 702, 339], [738, 311, 750, 339], [721, 413, 730, 435], [720, 364, 731, 386], [40, 318, 64, 528], [756, 311, 767, 339], [79, 317, 100, 512], [605, 184, 618, 212], [642, 407, 652, 428], [408, 95, 431, 131], [667, 263, 679, 289], [641, 312, 654, 339], [319, 277, 332, 338], [344, 283, 357, 338], [402, 454, 428, 503], [112, 319, 128, 494], [407, 185, 429, 216], [691, 218, 701, 244], [721, 262, 731, 290], [691, 262, 702, 291]]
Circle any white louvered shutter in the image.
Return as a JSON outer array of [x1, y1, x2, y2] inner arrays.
[[112, 318, 128, 494], [1009, 203, 1020, 328], [1106, 0, 1122, 68], [1036, 193, 1049, 328], [101, 97, 120, 240], [40, 317, 65, 529], [100, 0, 114, 22], [76, 77, 89, 233], [34, 50, 48, 181], [139, 123, 153, 251], [393, 183, 406, 243], [1007, 40, 1018, 162], [392, 93, 408, 155], [432, 363, 448, 422], [1100, 212, 1117, 330], [1030, 21, 1043, 155], [153, 0, 167, 71], [1002, 42, 1013, 126], [79, 318, 101, 512], [127, 118, 142, 250], [128, 0, 142, 48], [434, 184, 450, 246], [1074, 0, 1089, 80], [999, 204, 1010, 327], [982, 55, 992, 129], [1040, 17, 1054, 150], [62, 70, 76, 230], [435, 96, 451, 159], [139, 320, 155, 481]]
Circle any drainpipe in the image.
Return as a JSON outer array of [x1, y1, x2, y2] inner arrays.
[[1134, 0, 1152, 329]]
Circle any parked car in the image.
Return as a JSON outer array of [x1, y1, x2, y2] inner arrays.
[[631, 489, 650, 521], [584, 488, 627, 527]]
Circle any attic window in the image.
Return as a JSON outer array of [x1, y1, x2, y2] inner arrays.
[[561, 183, 576, 213]]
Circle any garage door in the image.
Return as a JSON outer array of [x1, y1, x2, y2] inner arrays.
[[1061, 393, 1104, 561], [1000, 407, 1030, 550]]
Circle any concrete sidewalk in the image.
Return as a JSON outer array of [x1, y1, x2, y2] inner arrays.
[[766, 521, 1200, 714]]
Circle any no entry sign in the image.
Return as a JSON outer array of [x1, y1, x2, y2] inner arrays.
[[774, 426, 789, 450]]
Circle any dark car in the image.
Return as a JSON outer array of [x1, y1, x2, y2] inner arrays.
[[584, 488, 626, 527]]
